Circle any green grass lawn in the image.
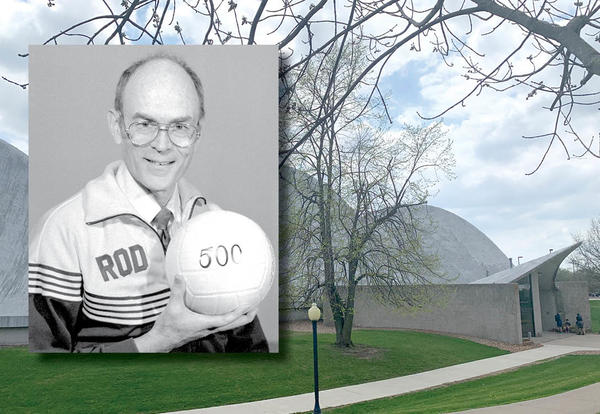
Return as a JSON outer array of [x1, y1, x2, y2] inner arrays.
[[590, 299, 600, 332], [324, 354, 600, 413], [0, 329, 505, 414]]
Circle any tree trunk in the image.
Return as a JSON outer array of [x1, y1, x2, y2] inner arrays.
[[326, 283, 345, 345], [339, 318, 354, 347], [339, 284, 356, 347]]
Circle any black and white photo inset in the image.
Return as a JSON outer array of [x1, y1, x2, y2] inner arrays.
[[28, 45, 278, 353]]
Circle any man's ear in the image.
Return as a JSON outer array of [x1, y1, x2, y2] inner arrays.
[[194, 119, 205, 145], [107, 110, 123, 145]]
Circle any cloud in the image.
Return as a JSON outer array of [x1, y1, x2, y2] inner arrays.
[[0, 0, 113, 153], [1, 0, 598, 266], [377, 11, 600, 265]]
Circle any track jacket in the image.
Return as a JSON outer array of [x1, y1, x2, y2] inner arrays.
[[28, 161, 268, 352]]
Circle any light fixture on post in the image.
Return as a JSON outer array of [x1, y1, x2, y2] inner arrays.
[[308, 303, 321, 414]]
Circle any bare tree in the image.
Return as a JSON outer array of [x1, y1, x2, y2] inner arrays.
[[281, 41, 454, 346], [5, 0, 600, 172], [572, 218, 600, 275], [282, 123, 455, 346]]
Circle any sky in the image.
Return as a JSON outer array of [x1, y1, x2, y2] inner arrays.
[[1, 0, 598, 268]]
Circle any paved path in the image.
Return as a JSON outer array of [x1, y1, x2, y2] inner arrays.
[[165, 334, 600, 414], [453, 382, 600, 414]]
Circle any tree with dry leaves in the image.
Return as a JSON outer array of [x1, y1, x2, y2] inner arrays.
[[281, 42, 454, 346], [572, 217, 600, 275], [4, 0, 600, 173]]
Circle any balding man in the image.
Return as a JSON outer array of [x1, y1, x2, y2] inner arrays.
[[28, 55, 268, 353]]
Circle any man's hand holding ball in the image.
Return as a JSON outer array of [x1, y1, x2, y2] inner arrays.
[[134, 210, 275, 352]]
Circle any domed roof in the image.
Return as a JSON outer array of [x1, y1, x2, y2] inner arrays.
[[409, 205, 509, 283], [0, 139, 28, 323], [280, 166, 510, 285]]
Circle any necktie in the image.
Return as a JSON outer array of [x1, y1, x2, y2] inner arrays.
[[153, 207, 173, 249]]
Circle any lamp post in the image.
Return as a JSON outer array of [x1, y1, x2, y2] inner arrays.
[[308, 303, 321, 414]]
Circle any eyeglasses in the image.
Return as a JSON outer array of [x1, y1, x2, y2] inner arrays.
[[123, 119, 200, 148]]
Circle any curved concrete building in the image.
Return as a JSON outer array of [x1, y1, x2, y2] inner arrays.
[[280, 166, 509, 286], [472, 243, 588, 339], [0, 139, 28, 345], [409, 205, 509, 283], [282, 164, 590, 344]]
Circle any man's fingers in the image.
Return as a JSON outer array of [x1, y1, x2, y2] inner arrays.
[[243, 309, 257, 322], [210, 309, 257, 333], [224, 306, 255, 324], [203, 308, 246, 330]]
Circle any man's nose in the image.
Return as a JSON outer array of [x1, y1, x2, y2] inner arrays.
[[151, 126, 172, 152]]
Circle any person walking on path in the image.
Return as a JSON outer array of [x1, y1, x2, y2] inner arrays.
[[576, 313, 584, 335], [554, 313, 563, 333]]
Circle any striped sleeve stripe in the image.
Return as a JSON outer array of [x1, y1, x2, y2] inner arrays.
[[28, 263, 83, 301], [83, 306, 164, 319], [84, 300, 168, 315], [81, 289, 170, 325], [84, 287, 170, 301], [85, 294, 170, 308], [29, 277, 81, 292], [29, 274, 81, 289], [29, 270, 82, 284], [28, 266, 82, 283], [82, 306, 163, 325], [29, 263, 82, 277]]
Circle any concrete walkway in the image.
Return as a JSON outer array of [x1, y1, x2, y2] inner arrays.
[[165, 333, 600, 414]]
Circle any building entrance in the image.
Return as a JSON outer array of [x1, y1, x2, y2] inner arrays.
[[519, 274, 536, 338]]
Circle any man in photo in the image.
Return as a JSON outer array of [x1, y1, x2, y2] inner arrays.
[[29, 51, 274, 353]]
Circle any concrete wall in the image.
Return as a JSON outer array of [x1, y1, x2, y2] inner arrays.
[[539, 288, 559, 331], [323, 284, 523, 344], [530, 273, 543, 337], [556, 281, 591, 331], [0, 315, 27, 328], [0, 316, 29, 346], [280, 308, 311, 322], [0, 328, 28, 346]]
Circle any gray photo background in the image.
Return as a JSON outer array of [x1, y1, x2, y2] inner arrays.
[[29, 45, 279, 352]]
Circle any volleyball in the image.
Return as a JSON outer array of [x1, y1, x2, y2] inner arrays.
[[165, 210, 275, 315]]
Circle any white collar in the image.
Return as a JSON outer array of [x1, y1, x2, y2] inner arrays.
[[115, 162, 182, 225], [82, 161, 210, 225]]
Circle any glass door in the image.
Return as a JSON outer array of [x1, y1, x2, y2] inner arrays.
[[519, 274, 535, 338]]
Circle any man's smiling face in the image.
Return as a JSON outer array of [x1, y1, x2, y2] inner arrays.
[[114, 58, 202, 205]]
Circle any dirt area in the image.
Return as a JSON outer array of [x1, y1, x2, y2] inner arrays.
[[337, 344, 388, 359], [437, 333, 541, 353], [280, 321, 541, 353], [571, 349, 600, 355], [281, 321, 388, 359]]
